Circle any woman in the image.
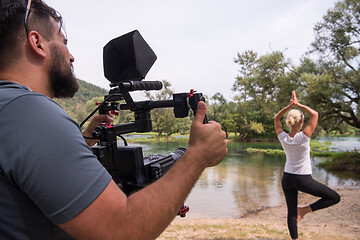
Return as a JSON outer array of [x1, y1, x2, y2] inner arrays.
[[274, 91, 340, 240]]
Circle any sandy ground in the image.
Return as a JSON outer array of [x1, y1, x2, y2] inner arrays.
[[157, 188, 360, 240]]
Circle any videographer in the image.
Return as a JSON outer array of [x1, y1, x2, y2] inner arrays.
[[0, 1, 228, 239]]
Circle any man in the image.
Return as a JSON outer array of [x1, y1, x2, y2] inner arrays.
[[0, 1, 228, 239]]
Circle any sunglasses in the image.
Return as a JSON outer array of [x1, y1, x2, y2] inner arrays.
[[24, 0, 32, 36], [1, 0, 31, 36], [2, 0, 66, 39]]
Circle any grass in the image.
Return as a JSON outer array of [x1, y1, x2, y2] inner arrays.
[[244, 140, 331, 157], [310, 139, 330, 151], [317, 151, 360, 173], [243, 139, 360, 174], [245, 148, 285, 157], [125, 133, 190, 143]]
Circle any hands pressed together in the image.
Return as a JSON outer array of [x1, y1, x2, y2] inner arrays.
[[290, 90, 300, 107]]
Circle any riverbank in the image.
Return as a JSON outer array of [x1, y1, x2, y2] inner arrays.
[[157, 188, 360, 240]]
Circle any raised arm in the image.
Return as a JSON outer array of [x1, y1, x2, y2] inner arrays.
[[291, 91, 318, 138], [274, 104, 293, 136]]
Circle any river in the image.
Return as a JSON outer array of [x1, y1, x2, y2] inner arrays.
[[125, 136, 360, 219]]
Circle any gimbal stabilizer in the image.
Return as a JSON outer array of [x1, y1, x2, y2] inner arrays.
[[80, 30, 207, 217]]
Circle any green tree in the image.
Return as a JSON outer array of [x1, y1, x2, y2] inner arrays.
[[209, 93, 237, 138], [307, 0, 360, 129], [231, 0, 360, 137], [221, 111, 238, 138], [210, 92, 227, 122], [145, 80, 192, 136], [232, 50, 291, 138]]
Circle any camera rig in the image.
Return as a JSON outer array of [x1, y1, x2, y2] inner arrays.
[[80, 30, 207, 217]]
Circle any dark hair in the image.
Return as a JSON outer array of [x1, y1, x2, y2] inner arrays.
[[0, 0, 63, 70]]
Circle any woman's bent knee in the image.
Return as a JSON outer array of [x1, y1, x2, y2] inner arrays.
[[333, 192, 341, 204]]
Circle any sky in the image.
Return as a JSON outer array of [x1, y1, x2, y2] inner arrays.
[[46, 0, 338, 101]]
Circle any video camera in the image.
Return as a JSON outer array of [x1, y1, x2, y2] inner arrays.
[[80, 30, 207, 217]]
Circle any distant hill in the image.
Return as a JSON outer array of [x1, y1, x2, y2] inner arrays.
[[74, 79, 108, 104], [54, 79, 108, 123]]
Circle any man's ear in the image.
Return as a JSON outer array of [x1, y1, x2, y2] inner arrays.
[[27, 31, 47, 58]]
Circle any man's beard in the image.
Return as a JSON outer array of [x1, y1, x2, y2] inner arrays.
[[49, 46, 79, 98]]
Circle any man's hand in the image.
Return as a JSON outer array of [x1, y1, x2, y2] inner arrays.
[[82, 114, 114, 147], [60, 102, 227, 240], [188, 101, 228, 168]]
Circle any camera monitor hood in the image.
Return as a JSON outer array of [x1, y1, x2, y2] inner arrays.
[[103, 30, 157, 84]]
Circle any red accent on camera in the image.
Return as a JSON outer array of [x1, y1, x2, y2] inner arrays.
[[187, 89, 197, 98]]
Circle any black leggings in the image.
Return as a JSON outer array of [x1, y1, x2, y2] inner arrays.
[[281, 172, 340, 239]]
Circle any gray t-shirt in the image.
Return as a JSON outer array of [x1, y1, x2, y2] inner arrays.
[[0, 81, 112, 239]]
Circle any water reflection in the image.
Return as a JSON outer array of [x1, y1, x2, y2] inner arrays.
[[130, 139, 360, 219], [317, 136, 360, 152], [187, 150, 286, 218]]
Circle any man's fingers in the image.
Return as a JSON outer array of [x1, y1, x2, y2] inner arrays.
[[193, 101, 207, 124]]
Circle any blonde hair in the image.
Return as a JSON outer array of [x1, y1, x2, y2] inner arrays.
[[286, 109, 304, 128]]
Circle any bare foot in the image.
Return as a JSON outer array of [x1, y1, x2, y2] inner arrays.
[[297, 206, 312, 224]]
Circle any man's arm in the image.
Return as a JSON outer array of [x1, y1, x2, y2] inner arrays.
[[59, 101, 228, 240]]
